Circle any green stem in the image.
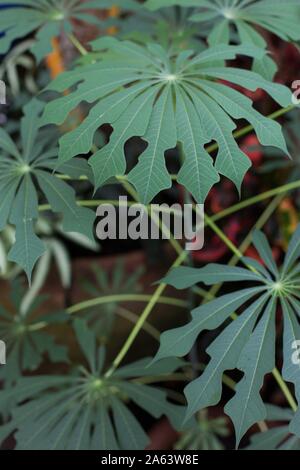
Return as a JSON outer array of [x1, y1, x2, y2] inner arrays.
[[105, 250, 188, 377], [229, 194, 285, 267], [212, 179, 300, 222], [116, 306, 160, 341], [272, 368, 297, 412], [66, 293, 187, 315]]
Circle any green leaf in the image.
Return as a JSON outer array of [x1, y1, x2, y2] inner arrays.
[[197, 80, 290, 157], [73, 319, 96, 373], [111, 395, 150, 450], [8, 176, 45, 282], [114, 357, 185, 378], [247, 426, 293, 450], [91, 403, 118, 451], [21, 99, 45, 161], [145, 0, 300, 67], [81, 261, 144, 337], [0, 283, 68, 385], [185, 295, 269, 420], [154, 287, 262, 361], [185, 85, 251, 193], [90, 85, 159, 189], [245, 405, 300, 450], [1, 322, 185, 450], [175, 410, 229, 450], [155, 227, 300, 446], [0, 1, 137, 61], [208, 19, 230, 46], [282, 225, 300, 275], [0, 178, 21, 231], [161, 264, 264, 289], [252, 229, 279, 277], [0, 128, 21, 159], [128, 86, 176, 203], [225, 298, 276, 447], [175, 87, 219, 202], [42, 39, 290, 202], [35, 170, 95, 241], [281, 299, 300, 437], [0, 101, 96, 279], [236, 20, 276, 80]]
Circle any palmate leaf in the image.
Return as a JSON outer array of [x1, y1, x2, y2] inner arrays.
[[146, 0, 300, 42], [145, 0, 300, 79], [120, 5, 203, 54], [42, 38, 291, 203], [154, 226, 300, 447], [0, 319, 187, 450], [175, 410, 229, 450], [245, 405, 300, 450], [0, 0, 140, 62], [82, 261, 144, 337], [0, 99, 95, 281], [0, 280, 68, 385]]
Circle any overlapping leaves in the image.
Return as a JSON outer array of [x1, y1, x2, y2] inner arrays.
[[0, 319, 187, 450], [154, 226, 300, 446], [145, 0, 300, 78], [82, 261, 144, 337], [246, 405, 300, 450], [0, 280, 68, 385], [42, 38, 291, 204], [175, 410, 229, 450], [0, 0, 140, 61], [146, 0, 300, 43], [0, 99, 95, 280], [120, 5, 203, 53]]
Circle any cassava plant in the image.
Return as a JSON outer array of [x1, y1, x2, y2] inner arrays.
[[0, 0, 300, 453]]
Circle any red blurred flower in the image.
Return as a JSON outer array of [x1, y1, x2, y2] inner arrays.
[[241, 134, 263, 167]]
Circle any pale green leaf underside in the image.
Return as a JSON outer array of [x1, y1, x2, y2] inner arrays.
[[146, 0, 300, 43], [43, 39, 291, 204], [0, 324, 185, 450], [154, 228, 300, 446]]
